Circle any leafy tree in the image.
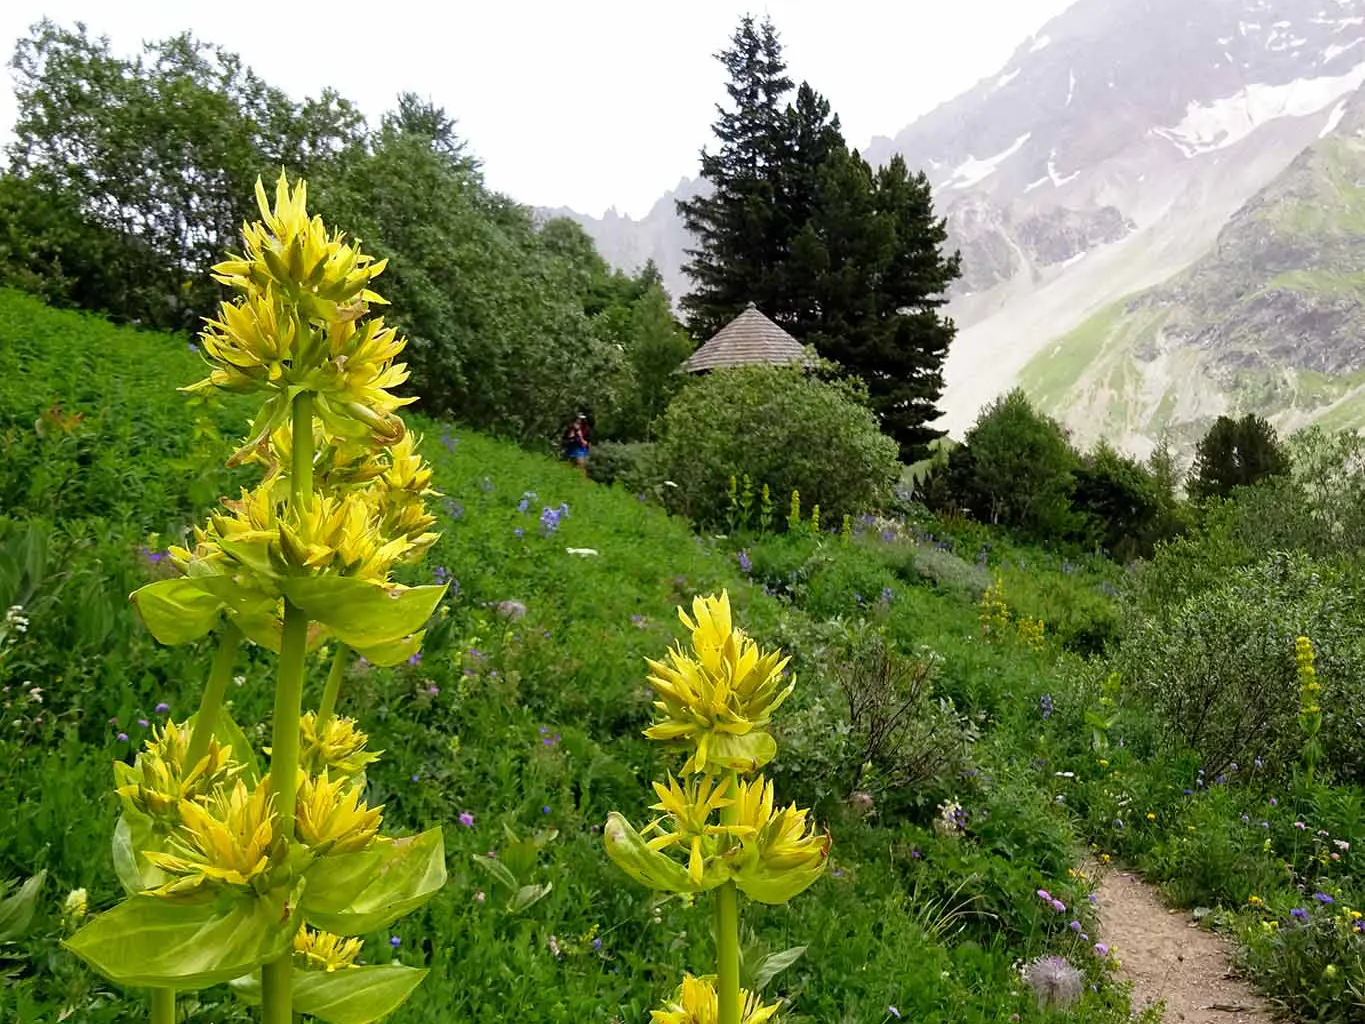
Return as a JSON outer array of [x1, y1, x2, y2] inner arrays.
[[1188, 413, 1289, 501], [6, 20, 366, 329], [946, 388, 1078, 538], [1071, 440, 1163, 560]]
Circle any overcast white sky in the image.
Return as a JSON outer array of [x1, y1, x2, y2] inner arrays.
[[0, 0, 1075, 218]]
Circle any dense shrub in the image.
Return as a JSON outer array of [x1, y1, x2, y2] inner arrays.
[[1118, 551, 1365, 779], [943, 388, 1078, 539], [653, 366, 900, 527], [583, 440, 659, 491]]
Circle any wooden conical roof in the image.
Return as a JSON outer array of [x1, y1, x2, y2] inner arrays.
[[681, 302, 814, 373]]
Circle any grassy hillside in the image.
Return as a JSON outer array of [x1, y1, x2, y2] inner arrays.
[[0, 288, 1146, 1022]]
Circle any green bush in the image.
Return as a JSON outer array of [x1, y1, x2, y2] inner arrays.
[[1118, 551, 1365, 779], [944, 388, 1079, 540], [653, 366, 900, 528], [583, 440, 658, 491]]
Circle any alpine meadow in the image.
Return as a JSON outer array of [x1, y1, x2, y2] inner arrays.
[[4, 7, 1365, 1024]]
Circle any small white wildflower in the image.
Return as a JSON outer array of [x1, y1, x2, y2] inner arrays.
[[547, 934, 562, 958], [28, 687, 42, 703], [565, 548, 598, 557], [233, 674, 246, 688]]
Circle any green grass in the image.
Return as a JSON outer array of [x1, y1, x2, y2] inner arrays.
[[0, 289, 1148, 1023]]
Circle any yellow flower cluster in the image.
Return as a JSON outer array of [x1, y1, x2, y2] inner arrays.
[[650, 975, 780, 1024], [114, 720, 242, 824], [146, 779, 279, 895], [188, 174, 412, 459], [293, 927, 363, 973], [299, 711, 381, 779], [644, 593, 795, 774], [979, 577, 1008, 639]]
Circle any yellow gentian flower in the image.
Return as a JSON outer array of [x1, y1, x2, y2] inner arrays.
[[645, 592, 794, 773], [295, 771, 383, 854], [650, 974, 780, 1024], [293, 927, 363, 973], [145, 778, 278, 895], [300, 711, 381, 779]]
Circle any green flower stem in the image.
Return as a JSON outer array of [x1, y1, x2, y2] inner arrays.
[[185, 623, 243, 767], [151, 986, 175, 1024], [291, 390, 315, 509], [716, 770, 742, 1024], [315, 644, 351, 728], [263, 389, 317, 1024]]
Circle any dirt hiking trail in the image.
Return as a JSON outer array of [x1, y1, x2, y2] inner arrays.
[[1094, 867, 1275, 1024]]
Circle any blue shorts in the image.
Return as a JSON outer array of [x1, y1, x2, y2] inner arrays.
[[567, 446, 588, 461]]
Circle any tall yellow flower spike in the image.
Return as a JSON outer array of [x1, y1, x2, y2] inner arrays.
[[650, 974, 781, 1024], [187, 172, 414, 461], [645, 591, 794, 773], [145, 778, 278, 896], [726, 776, 830, 905]]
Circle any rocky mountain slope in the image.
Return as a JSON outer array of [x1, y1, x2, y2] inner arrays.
[[549, 0, 1365, 451]]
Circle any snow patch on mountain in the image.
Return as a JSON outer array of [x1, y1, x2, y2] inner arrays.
[[1150, 61, 1365, 156], [1030, 34, 1052, 53], [1324, 38, 1364, 62], [1321, 97, 1350, 136], [1066, 70, 1076, 106], [946, 132, 1031, 189], [1046, 150, 1079, 187], [993, 69, 1021, 92]]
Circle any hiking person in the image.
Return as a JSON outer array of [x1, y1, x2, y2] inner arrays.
[[564, 412, 591, 476]]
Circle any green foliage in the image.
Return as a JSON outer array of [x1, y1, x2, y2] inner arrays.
[[1188, 413, 1289, 501], [1118, 551, 1365, 779], [677, 15, 959, 459], [653, 366, 900, 528], [946, 389, 1080, 539], [6, 21, 366, 330], [1070, 440, 1167, 561]]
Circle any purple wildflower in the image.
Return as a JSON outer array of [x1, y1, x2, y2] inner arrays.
[[390, 936, 401, 949], [154, 702, 170, 713], [1314, 893, 1334, 904], [737, 550, 752, 574], [1291, 907, 1309, 920], [408, 652, 422, 667], [1069, 920, 1082, 932], [1051, 899, 1066, 913], [539, 506, 562, 534], [458, 812, 475, 828], [1092, 942, 1109, 957], [1040, 694, 1054, 720], [592, 937, 603, 951], [116, 732, 129, 742], [514, 527, 525, 538], [434, 566, 450, 584], [137, 718, 149, 728]]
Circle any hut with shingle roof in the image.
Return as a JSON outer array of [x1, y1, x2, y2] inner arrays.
[[681, 302, 815, 373]]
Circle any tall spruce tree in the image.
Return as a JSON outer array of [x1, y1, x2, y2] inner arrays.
[[681, 14, 961, 459], [677, 15, 794, 337]]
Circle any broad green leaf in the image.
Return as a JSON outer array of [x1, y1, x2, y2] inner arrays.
[[508, 882, 552, 914], [751, 945, 807, 991], [130, 578, 223, 645], [230, 964, 428, 1023], [0, 870, 46, 941], [63, 884, 301, 988], [111, 813, 169, 896], [280, 577, 445, 650], [302, 829, 445, 933], [191, 574, 281, 652], [351, 630, 424, 668], [603, 812, 708, 895], [735, 858, 826, 906], [470, 854, 518, 892]]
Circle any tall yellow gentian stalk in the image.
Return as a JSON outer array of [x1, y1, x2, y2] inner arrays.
[[605, 592, 829, 1023], [64, 173, 447, 1024]]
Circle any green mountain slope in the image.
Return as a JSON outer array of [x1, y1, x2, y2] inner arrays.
[[1020, 85, 1365, 452]]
